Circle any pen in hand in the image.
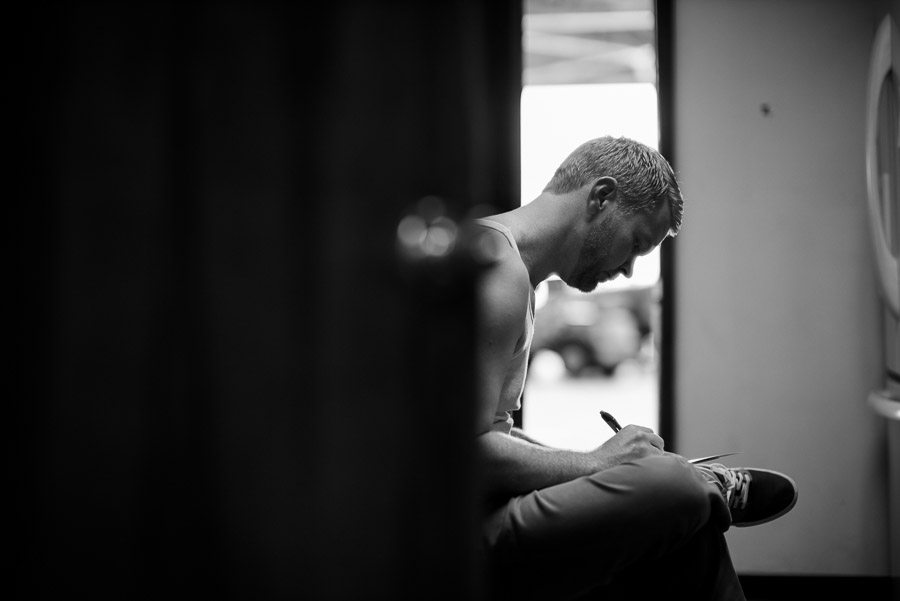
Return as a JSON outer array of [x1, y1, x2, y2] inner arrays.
[[600, 410, 623, 433]]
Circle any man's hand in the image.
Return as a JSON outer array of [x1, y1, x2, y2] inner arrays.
[[589, 424, 665, 469]]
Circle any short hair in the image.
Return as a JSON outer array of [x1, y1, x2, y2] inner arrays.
[[543, 136, 684, 236]]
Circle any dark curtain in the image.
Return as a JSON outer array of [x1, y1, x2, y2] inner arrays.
[[15, 2, 521, 599]]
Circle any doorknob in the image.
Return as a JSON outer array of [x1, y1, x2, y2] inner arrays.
[[396, 196, 502, 287]]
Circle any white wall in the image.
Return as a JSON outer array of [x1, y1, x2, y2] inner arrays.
[[673, 0, 891, 575]]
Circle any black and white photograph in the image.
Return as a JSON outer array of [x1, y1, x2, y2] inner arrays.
[[13, 1, 900, 599]]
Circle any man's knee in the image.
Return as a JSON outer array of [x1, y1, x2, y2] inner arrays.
[[630, 455, 713, 527]]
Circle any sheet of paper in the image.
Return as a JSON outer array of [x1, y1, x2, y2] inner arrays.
[[687, 452, 740, 464]]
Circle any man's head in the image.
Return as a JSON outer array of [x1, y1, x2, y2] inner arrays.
[[545, 136, 684, 292], [544, 136, 683, 237]]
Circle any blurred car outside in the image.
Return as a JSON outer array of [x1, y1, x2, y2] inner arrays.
[[530, 278, 660, 377]]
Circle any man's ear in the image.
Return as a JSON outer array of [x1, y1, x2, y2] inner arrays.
[[587, 176, 618, 218]]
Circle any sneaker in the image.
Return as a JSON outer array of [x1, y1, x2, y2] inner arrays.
[[696, 463, 798, 527]]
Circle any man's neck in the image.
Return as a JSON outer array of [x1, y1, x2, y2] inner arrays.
[[488, 191, 584, 288]]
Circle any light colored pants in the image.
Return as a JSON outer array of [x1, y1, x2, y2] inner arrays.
[[482, 454, 745, 600]]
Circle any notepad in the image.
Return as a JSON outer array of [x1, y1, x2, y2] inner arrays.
[[688, 452, 740, 464]]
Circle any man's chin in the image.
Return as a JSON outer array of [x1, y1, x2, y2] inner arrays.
[[565, 271, 602, 293], [575, 279, 600, 293]]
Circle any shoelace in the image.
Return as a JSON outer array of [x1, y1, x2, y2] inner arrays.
[[702, 464, 752, 510]]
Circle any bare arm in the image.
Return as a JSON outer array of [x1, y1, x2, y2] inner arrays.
[[479, 425, 665, 498], [510, 427, 546, 445], [474, 233, 664, 499]]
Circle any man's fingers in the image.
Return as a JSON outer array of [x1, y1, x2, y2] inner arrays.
[[624, 424, 664, 448]]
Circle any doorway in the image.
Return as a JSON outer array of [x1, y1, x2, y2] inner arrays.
[[520, 0, 662, 450]]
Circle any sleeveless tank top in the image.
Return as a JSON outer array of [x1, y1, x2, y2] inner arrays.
[[475, 219, 535, 434]]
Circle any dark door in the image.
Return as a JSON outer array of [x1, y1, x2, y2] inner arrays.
[[15, 3, 521, 599]]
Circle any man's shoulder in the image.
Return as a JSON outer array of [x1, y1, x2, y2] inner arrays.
[[477, 235, 531, 318]]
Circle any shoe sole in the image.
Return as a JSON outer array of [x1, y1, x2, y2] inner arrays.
[[733, 468, 799, 528]]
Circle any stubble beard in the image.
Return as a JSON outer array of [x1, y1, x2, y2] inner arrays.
[[571, 220, 612, 293]]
